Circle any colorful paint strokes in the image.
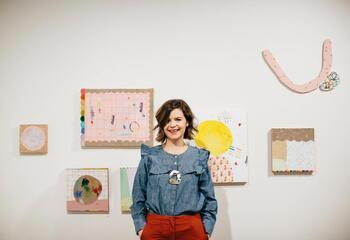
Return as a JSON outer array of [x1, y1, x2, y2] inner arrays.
[[19, 124, 48, 154], [66, 168, 109, 213], [120, 167, 137, 213], [194, 110, 248, 184], [271, 128, 315, 174], [80, 89, 154, 148]]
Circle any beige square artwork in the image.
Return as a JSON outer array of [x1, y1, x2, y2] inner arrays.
[[19, 124, 48, 154]]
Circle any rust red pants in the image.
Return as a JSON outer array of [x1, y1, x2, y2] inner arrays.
[[140, 213, 208, 240]]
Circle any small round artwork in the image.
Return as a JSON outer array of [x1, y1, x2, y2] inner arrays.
[[21, 126, 46, 151], [73, 175, 102, 205]]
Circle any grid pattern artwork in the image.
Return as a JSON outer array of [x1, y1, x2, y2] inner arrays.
[[271, 128, 315, 174], [19, 124, 48, 154], [66, 168, 109, 213], [81, 89, 153, 147], [120, 167, 137, 213]]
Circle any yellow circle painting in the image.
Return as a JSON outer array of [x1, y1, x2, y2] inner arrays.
[[73, 175, 102, 205], [195, 120, 232, 156]]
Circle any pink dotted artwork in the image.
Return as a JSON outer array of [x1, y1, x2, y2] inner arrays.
[[208, 155, 234, 183], [262, 39, 339, 93], [81, 89, 153, 147]]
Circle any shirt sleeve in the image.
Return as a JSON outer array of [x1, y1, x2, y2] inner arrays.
[[130, 144, 149, 235], [198, 149, 218, 237]]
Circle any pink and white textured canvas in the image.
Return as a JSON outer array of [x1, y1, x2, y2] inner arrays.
[[271, 128, 315, 173], [81, 89, 153, 147]]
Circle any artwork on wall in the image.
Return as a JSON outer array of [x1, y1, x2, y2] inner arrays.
[[66, 168, 109, 213], [80, 88, 154, 148], [193, 110, 248, 184], [120, 167, 137, 213], [19, 124, 48, 154], [262, 39, 340, 93], [271, 128, 315, 174]]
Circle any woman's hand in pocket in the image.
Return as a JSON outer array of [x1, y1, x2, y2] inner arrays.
[[138, 229, 143, 239]]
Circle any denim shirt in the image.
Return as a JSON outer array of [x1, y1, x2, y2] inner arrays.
[[131, 144, 218, 236]]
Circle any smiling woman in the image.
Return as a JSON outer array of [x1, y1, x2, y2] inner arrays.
[[131, 99, 218, 240], [153, 99, 197, 145], [163, 108, 188, 141]]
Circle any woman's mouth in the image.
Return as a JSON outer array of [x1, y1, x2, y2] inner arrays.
[[168, 129, 179, 135]]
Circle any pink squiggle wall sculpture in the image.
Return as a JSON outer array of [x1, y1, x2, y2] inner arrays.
[[262, 39, 332, 93]]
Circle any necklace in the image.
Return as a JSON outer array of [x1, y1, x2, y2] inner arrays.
[[262, 39, 339, 93], [161, 145, 183, 185]]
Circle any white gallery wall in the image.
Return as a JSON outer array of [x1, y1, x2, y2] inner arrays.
[[1, 1, 349, 239]]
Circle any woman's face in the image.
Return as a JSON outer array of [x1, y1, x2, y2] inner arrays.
[[163, 108, 188, 142]]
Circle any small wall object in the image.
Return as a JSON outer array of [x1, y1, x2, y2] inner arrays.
[[262, 39, 340, 93], [271, 128, 315, 174], [66, 168, 109, 213], [80, 88, 154, 148], [19, 124, 48, 154], [120, 167, 137, 213]]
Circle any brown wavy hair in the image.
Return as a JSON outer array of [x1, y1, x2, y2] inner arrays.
[[154, 99, 198, 143]]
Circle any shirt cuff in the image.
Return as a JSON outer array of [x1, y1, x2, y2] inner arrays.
[[203, 218, 214, 237], [133, 216, 146, 235]]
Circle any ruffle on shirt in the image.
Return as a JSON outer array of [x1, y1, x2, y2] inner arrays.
[[141, 144, 210, 173], [140, 144, 163, 157], [198, 147, 210, 169], [140, 143, 150, 157]]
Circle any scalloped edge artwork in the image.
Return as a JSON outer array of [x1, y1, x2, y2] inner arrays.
[[271, 128, 315, 174], [80, 89, 154, 148]]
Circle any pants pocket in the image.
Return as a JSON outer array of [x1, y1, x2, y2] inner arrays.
[[191, 218, 208, 240]]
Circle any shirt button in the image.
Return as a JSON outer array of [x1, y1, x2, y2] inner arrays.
[[174, 162, 177, 165], [175, 155, 178, 158]]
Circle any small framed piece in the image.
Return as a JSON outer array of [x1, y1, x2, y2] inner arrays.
[[19, 124, 48, 154], [271, 128, 315, 174], [80, 88, 154, 148], [66, 168, 109, 213]]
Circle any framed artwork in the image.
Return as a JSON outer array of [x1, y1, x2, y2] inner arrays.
[[120, 167, 137, 213], [271, 128, 315, 174], [66, 168, 109, 213], [194, 110, 248, 184], [19, 124, 48, 154], [80, 88, 154, 148]]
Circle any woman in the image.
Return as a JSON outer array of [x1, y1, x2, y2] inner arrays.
[[131, 99, 217, 240]]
